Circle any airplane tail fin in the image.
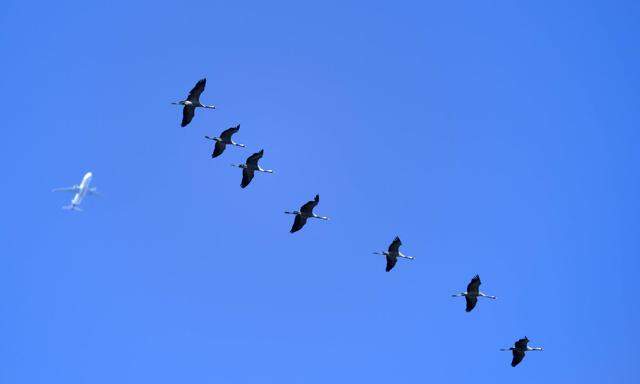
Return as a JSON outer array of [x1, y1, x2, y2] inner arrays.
[[62, 204, 82, 212]]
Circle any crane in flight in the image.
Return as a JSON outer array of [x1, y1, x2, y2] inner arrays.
[[231, 149, 274, 188], [285, 194, 329, 233], [172, 78, 216, 127], [501, 337, 543, 367], [205, 124, 245, 158], [452, 275, 497, 312], [52, 171, 99, 211], [373, 236, 414, 272]]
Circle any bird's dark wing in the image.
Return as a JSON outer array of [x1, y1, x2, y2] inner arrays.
[[290, 215, 307, 233], [212, 141, 226, 158], [467, 275, 481, 294], [300, 194, 319, 215], [246, 149, 264, 167], [515, 338, 529, 350], [511, 350, 525, 367], [385, 254, 397, 272], [220, 125, 240, 141], [187, 78, 206, 103], [388, 236, 402, 253], [181, 105, 195, 127], [241, 169, 254, 188], [465, 296, 478, 312]]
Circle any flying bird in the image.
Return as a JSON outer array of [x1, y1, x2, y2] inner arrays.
[[205, 124, 245, 158], [285, 194, 329, 233], [231, 149, 274, 188], [172, 78, 216, 127], [452, 275, 497, 312], [373, 236, 414, 272], [501, 337, 543, 367]]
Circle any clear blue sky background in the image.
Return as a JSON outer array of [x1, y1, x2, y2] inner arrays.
[[1, 1, 639, 383]]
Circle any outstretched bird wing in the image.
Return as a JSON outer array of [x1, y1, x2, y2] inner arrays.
[[300, 194, 319, 215], [187, 78, 206, 103], [511, 349, 525, 367], [290, 215, 307, 233], [465, 296, 478, 312], [212, 141, 226, 158], [388, 236, 402, 253], [220, 125, 240, 141], [467, 275, 481, 294], [241, 169, 254, 188], [246, 150, 264, 167], [181, 105, 196, 127], [385, 254, 397, 272]]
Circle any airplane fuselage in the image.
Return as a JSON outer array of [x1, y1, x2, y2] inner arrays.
[[71, 172, 93, 206]]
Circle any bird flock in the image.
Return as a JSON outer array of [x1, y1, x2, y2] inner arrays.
[[170, 78, 545, 368], [59, 76, 544, 369]]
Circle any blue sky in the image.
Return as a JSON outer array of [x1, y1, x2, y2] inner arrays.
[[1, 1, 639, 383]]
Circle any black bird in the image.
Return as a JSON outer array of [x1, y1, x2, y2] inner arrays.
[[373, 236, 414, 272], [205, 124, 245, 158], [231, 149, 274, 188], [285, 195, 329, 233], [501, 337, 543, 367], [172, 78, 216, 127], [452, 275, 497, 312]]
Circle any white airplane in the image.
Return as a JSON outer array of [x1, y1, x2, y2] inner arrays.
[[53, 171, 99, 211]]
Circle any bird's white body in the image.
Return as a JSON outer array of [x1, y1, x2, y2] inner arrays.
[[53, 172, 98, 211]]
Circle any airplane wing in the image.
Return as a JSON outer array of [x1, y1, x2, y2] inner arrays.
[[52, 186, 79, 193]]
